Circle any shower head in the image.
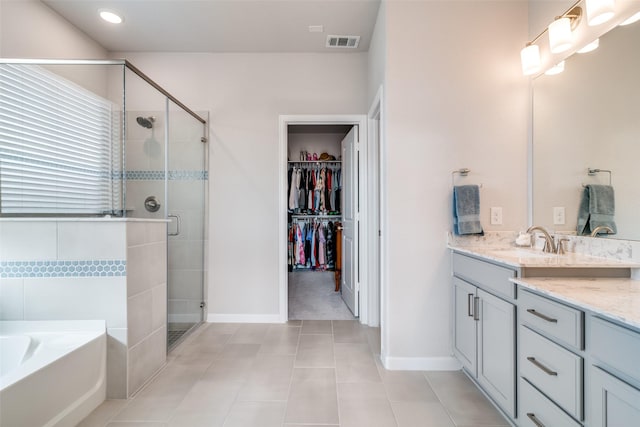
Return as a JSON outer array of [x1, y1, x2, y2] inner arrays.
[[136, 116, 155, 129]]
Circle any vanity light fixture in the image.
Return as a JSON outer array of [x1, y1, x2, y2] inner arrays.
[[586, 0, 615, 26], [577, 38, 600, 53], [520, 44, 541, 75], [99, 9, 123, 24], [549, 17, 573, 53], [619, 11, 640, 26], [545, 61, 566, 75], [520, 4, 582, 76]]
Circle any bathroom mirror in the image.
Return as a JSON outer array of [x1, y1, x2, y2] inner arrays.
[[532, 21, 640, 241]]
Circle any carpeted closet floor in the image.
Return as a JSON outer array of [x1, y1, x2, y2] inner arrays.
[[288, 271, 355, 320]]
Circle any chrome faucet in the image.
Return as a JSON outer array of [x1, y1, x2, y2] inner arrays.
[[590, 225, 614, 237], [526, 225, 557, 253]]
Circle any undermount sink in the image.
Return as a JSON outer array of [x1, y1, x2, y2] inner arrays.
[[485, 248, 557, 259]]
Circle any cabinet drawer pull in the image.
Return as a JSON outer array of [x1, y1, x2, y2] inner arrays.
[[473, 296, 480, 321], [526, 412, 546, 427], [527, 357, 558, 376], [526, 309, 558, 323], [468, 293, 474, 317]]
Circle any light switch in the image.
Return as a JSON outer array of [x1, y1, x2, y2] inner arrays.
[[490, 207, 503, 225], [553, 207, 565, 225]]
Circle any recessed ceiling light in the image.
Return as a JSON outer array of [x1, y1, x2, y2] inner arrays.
[[99, 9, 123, 24]]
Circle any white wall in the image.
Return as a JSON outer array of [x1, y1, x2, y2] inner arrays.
[[367, 0, 386, 106], [382, 0, 529, 367], [0, 0, 106, 58], [0, 0, 111, 96], [110, 52, 368, 320]]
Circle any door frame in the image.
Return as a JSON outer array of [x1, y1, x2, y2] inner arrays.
[[278, 114, 371, 324]]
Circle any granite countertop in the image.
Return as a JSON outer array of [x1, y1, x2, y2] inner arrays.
[[449, 245, 640, 269], [512, 277, 640, 330]]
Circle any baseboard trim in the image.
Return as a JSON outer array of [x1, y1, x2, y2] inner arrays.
[[207, 313, 283, 323], [381, 356, 461, 371]]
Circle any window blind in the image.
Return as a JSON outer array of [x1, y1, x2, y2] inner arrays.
[[0, 64, 118, 215]]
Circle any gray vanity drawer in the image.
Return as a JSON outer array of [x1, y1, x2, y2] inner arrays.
[[520, 325, 583, 420], [591, 316, 640, 384], [519, 377, 581, 427], [452, 253, 516, 299], [519, 289, 583, 350]]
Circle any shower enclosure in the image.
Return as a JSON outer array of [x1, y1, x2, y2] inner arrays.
[[0, 59, 208, 350]]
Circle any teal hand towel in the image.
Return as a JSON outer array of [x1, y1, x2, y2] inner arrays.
[[576, 185, 617, 236], [453, 185, 484, 235]]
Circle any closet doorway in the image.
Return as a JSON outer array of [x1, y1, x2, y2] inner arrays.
[[279, 115, 369, 323]]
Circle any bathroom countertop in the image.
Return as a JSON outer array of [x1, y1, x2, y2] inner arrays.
[[512, 276, 640, 330], [449, 245, 640, 269]]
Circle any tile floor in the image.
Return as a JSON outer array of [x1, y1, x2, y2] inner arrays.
[[79, 321, 510, 427]]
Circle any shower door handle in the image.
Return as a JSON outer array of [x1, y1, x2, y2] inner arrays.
[[168, 214, 181, 236]]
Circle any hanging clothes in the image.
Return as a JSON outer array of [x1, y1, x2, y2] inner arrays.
[[288, 166, 298, 210], [298, 168, 307, 212], [325, 168, 332, 212]]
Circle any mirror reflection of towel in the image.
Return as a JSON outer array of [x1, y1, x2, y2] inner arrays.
[[453, 185, 484, 235], [576, 185, 617, 236]]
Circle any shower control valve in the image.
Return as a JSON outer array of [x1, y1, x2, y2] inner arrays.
[[144, 196, 161, 213]]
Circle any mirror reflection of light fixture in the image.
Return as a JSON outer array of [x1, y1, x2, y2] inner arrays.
[[620, 11, 640, 26], [521, 44, 541, 76], [577, 38, 600, 53], [545, 61, 566, 75], [586, 0, 615, 26]]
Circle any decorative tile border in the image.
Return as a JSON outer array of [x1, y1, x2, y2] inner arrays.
[[124, 170, 208, 181], [0, 260, 126, 278]]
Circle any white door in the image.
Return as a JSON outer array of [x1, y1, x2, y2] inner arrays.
[[341, 126, 358, 316]]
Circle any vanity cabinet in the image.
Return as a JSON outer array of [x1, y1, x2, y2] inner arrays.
[[452, 253, 516, 418], [518, 289, 584, 425], [589, 317, 640, 427]]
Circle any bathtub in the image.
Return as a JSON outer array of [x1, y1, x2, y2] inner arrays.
[[0, 320, 107, 427]]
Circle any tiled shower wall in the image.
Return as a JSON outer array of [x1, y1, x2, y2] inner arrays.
[[0, 218, 167, 398]]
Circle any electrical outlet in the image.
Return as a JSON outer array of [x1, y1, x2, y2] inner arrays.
[[490, 207, 503, 225], [553, 207, 565, 225]]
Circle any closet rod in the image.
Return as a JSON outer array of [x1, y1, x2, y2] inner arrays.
[[288, 160, 342, 164]]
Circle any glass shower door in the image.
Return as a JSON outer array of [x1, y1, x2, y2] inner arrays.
[[166, 102, 207, 349]]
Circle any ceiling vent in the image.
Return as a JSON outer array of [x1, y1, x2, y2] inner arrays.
[[326, 35, 360, 49]]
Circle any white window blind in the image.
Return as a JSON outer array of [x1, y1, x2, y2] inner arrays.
[[0, 64, 118, 215]]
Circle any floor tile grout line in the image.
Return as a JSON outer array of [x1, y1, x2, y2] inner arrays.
[[331, 320, 342, 427], [218, 324, 259, 427], [280, 320, 303, 426], [422, 372, 459, 427]]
